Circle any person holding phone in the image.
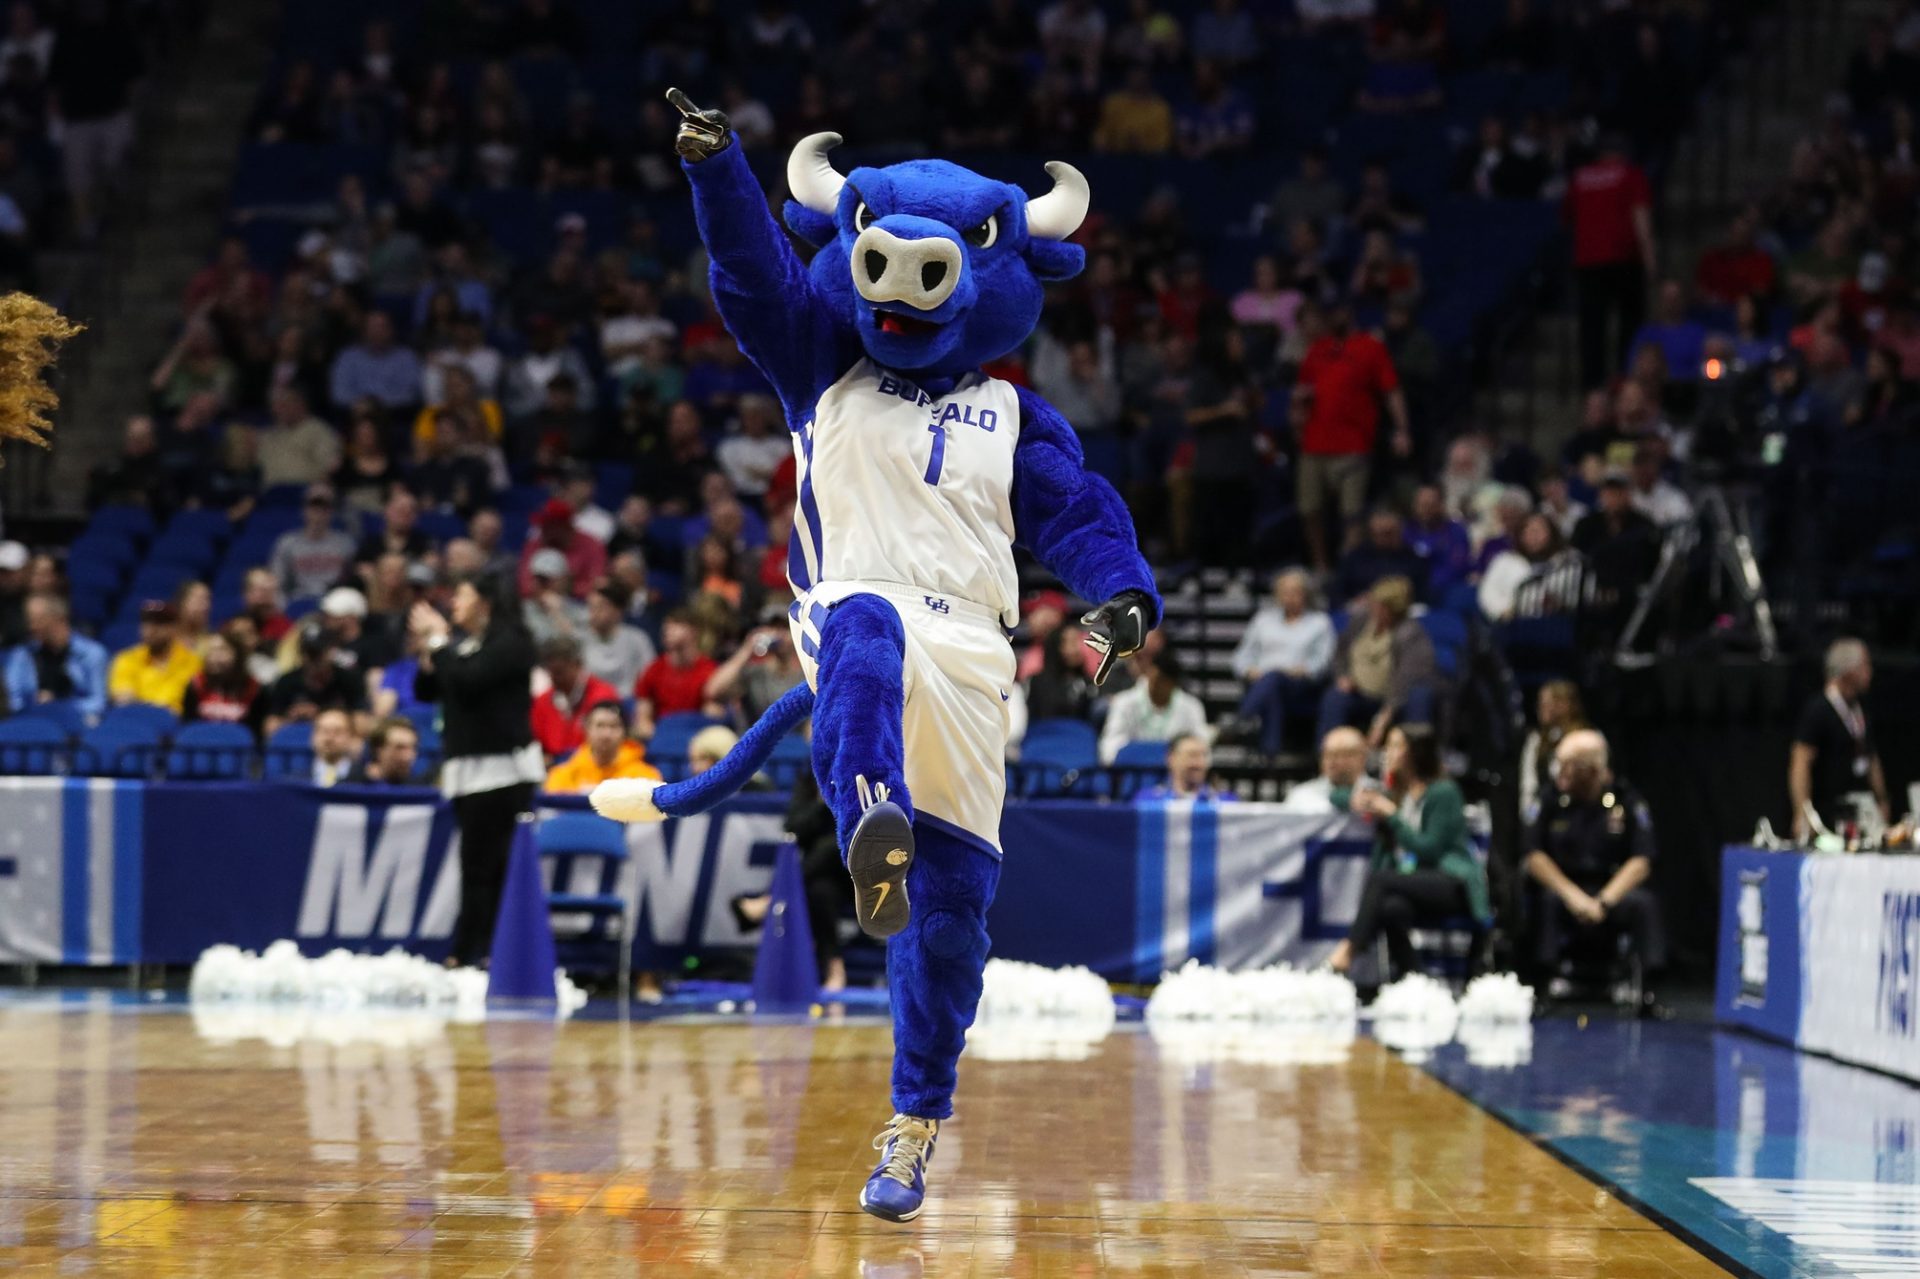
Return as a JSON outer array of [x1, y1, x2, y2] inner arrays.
[[1327, 723, 1489, 982]]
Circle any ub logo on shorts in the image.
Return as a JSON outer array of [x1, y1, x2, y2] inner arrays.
[[924, 596, 950, 614]]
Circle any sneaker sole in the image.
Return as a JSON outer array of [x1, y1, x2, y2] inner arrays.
[[847, 801, 913, 940], [858, 1184, 924, 1223]]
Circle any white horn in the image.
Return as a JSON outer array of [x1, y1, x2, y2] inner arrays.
[[786, 131, 846, 215], [1025, 161, 1089, 240]]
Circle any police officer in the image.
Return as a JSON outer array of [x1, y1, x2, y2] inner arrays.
[[1524, 728, 1665, 991]]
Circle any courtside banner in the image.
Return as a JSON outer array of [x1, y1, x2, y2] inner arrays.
[[1713, 846, 1805, 1047], [0, 783, 1372, 978], [1799, 853, 1920, 1083]]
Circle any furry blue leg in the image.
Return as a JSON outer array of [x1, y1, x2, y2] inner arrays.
[[888, 821, 999, 1120], [811, 594, 913, 846]]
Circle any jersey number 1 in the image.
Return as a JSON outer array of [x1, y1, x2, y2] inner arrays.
[[924, 423, 946, 486]]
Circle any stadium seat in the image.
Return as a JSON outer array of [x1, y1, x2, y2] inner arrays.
[[75, 722, 163, 779], [14, 701, 88, 738], [649, 712, 724, 782], [0, 717, 70, 774], [101, 703, 179, 738], [1109, 740, 1171, 799], [145, 533, 220, 574], [99, 622, 140, 653], [538, 810, 632, 988], [165, 508, 233, 542], [166, 722, 256, 780], [87, 506, 155, 543], [764, 730, 812, 789], [264, 721, 315, 779], [70, 532, 140, 572], [1016, 734, 1098, 798], [1023, 718, 1098, 757], [124, 562, 196, 603]]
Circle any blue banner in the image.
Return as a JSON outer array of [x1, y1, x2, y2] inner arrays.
[[0, 782, 1374, 979], [1714, 846, 1804, 1047]]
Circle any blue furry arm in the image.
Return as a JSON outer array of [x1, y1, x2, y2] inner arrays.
[[683, 147, 851, 420], [1009, 385, 1161, 625]]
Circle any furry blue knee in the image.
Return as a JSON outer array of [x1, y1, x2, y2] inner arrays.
[[918, 907, 987, 965], [811, 594, 913, 845]]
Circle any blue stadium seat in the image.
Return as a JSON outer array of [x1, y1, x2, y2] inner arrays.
[[75, 723, 163, 779], [66, 557, 126, 594], [146, 533, 220, 573], [101, 703, 179, 738], [14, 701, 88, 738], [764, 730, 812, 789], [70, 532, 140, 572], [69, 584, 116, 628], [124, 563, 196, 603], [538, 810, 632, 986], [99, 622, 140, 654], [264, 720, 315, 779], [1109, 740, 1171, 798], [1023, 718, 1098, 757], [166, 722, 256, 780], [649, 712, 724, 782], [166, 508, 233, 540], [0, 717, 70, 774], [1016, 735, 1098, 798], [87, 506, 156, 543], [416, 510, 467, 542]]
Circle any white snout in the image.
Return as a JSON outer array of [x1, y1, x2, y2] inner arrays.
[[591, 777, 665, 823], [852, 225, 962, 311]]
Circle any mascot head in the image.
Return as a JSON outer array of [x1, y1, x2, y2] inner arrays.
[[782, 133, 1088, 378]]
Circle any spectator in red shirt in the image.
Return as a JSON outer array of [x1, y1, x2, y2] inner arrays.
[[530, 634, 618, 759], [1566, 134, 1657, 389], [1295, 305, 1412, 574], [517, 498, 606, 601], [182, 235, 273, 321], [632, 610, 721, 738], [1694, 208, 1777, 307]]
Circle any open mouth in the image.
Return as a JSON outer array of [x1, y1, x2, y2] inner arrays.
[[872, 307, 941, 337]]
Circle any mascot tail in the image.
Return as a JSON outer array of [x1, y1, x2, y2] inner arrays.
[[591, 682, 815, 823]]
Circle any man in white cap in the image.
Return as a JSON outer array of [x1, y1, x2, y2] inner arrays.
[[318, 584, 395, 674], [523, 546, 586, 645]]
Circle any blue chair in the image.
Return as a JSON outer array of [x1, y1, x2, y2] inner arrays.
[[1017, 735, 1098, 798], [101, 703, 179, 738], [264, 720, 315, 779], [166, 721, 257, 780], [649, 712, 724, 782], [14, 700, 88, 737], [1109, 740, 1171, 798], [764, 731, 813, 789], [66, 558, 126, 593], [99, 622, 140, 654], [145, 535, 219, 574], [0, 717, 70, 774], [1023, 718, 1098, 756], [409, 721, 442, 777], [416, 510, 467, 543], [538, 810, 632, 990], [124, 562, 195, 603], [74, 723, 163, 778], [285, 596, 319, 622], [69, 533, 140, 573], [165, 508, 233, 542], [69, 585, 115, 628], [87, 506, 156, 543]]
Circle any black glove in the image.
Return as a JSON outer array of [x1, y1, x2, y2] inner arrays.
[[1080, 590, 1154, 687], [667, 87, 733, 163]]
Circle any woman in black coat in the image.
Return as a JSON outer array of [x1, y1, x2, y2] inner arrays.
[[410, 571, 540, 967]]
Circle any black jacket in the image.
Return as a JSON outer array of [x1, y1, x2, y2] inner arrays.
[[414, 624, 533, 759]]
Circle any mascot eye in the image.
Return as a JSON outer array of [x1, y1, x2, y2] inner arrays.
[[964, 215, 998, 249], [854, 201, 875, 233]]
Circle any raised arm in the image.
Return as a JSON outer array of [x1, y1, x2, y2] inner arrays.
[[1011, 385, 1161, 677], [673, 90, 852, 420]]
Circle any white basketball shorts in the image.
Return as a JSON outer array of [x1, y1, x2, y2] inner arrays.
[[789, 581, 1016, 858]]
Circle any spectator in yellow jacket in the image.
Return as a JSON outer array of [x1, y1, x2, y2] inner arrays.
[[108, 601, 203, 713], [545, 700, 661, 792]]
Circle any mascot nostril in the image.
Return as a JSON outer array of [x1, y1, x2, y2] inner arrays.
[[645, 98, 1155, 1225]]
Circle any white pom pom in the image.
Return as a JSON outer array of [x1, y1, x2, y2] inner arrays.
[[968, 958, 1116, 1060], [186, 940, 587, 1041], [1457, 971, 1535, 1023], [1366, 973, 1460, 1063], [1145, 960, 1358, 1024], [591, 778, 666, 823]]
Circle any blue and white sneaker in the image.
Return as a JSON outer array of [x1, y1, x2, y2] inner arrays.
[[846, 795, 913, 939], [858, 1113, 938, 1223]]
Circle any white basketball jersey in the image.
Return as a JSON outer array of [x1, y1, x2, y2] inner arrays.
[[789, 358, 1023, 625]]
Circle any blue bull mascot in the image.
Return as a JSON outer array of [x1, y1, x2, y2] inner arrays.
[[592, 89, 1159, 1222]]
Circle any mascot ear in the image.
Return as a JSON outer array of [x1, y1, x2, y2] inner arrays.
[[1025, 239, 1086, 283], [783, 199, 837, 248]]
